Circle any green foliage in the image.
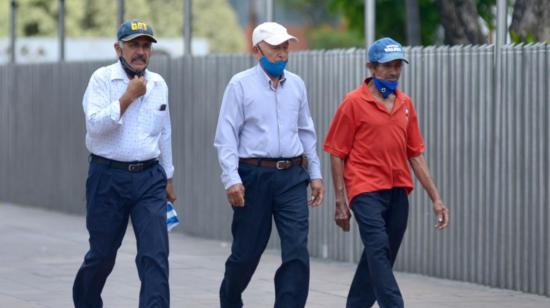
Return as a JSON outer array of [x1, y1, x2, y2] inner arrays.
[[307, 25, 363, 49], [510, 31, 537, 44], [477, 0, 496, 31], [323, 0, 426, 46], [329, 0, 444, 45], [278, 0, 336, 25], [17, 0, 59, 36], [278, 0, 361, 49], [193, 0, 245, 52], [509, 31, 520, 43], [288, 0, 508, 47], [0, 0, 245, 52], [375, 0, 406, 43], [328, 0, 364, 37], [327, 0, 504, 46], [65, 0, 117, 37], [418, 0, 441, 45]]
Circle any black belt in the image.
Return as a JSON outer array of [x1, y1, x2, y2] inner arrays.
[[90, 154, 158, 172], [239, 156, 304, 170]]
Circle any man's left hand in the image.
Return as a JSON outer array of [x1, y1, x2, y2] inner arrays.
[[166, 179, 177, 203], [433, 200, 449, 230], [309, 179, 324, 207]]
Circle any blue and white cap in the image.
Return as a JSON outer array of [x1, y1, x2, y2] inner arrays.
[[368, 37, 408, 64]]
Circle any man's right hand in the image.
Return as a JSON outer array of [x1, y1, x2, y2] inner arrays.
[[119, 76, 147, 114], [226, 183, 245, 207], [127, 76, 147, 98], [335, 198, 351, 232]]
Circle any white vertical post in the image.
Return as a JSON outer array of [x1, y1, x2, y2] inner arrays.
[[59, 0, 65, 62], [10, 0, 17, 63], [492, 0, 507, 234], [184, 0, 192, 55], [495, 0, 507, 63], [266, 0, 273, 22], [118, 0, 125, 27], [365, 0, 375, 49]]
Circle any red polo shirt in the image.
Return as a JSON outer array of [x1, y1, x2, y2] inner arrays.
[[323, 78, 425, 205]]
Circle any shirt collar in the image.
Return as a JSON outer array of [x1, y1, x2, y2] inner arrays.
[[110, 61, 159, 83], [255, 63, 286, 89]]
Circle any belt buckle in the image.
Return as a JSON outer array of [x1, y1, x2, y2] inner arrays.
[[128, 163, 143, 172], [276, 160, 290, 170]]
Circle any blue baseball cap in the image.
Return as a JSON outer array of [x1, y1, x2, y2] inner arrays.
[[368, 37, 408, 64], [117, 19, 157, 43]]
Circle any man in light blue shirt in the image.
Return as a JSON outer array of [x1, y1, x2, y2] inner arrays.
[[214, 22, 324, 308]]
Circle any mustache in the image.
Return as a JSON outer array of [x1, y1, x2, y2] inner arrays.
[[131, 55, 147, 62]]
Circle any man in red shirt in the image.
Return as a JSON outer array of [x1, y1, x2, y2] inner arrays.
[[324, 37, 449, 308]]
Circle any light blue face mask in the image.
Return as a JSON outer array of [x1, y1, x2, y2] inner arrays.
[[259, 56, 287, 78], [373, 77, 399, 98]]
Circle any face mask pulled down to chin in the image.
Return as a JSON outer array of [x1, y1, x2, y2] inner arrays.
[[373, 77, 399, 98], [119, 56, 145, 78], [259, 56, 287, 78]]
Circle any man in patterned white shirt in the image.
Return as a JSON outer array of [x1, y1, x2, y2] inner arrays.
[[73, 19, 175, 308]]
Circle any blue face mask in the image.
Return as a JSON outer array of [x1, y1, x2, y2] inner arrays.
[[259, 56, 287, 78], [373, 77, 398, 98]]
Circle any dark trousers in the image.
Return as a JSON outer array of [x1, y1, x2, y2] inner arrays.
[[220, 162, 310, 308], [73, 161, 169, 308], [347, 188, 409, 308]]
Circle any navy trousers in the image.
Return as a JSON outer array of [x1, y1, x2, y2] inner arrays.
[[220, 162, 310, 308], [347, 188, 409, 308], [73, 161, 169, 308]]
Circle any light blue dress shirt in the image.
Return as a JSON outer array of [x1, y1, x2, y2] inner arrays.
[[214, 64, 322, 189]]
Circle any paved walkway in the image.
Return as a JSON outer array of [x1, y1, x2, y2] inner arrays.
[[1, 203, 549, 308]]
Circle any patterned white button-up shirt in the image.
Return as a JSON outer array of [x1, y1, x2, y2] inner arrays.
[[83, 61, 174, 178]]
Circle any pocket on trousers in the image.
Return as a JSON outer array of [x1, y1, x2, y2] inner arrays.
[[158, 164, 168, 182], [86, 164, 111, 203], [300, 165, 310, 183], [238, 163, 257, 189]]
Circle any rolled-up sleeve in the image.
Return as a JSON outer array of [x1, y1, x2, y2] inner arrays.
[[298, 82, 322, 180], [214, 81, 244, 189], [82, 72, 123, 136]]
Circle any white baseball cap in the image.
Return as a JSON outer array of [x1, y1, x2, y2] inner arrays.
[[252, 22, 298, 47]]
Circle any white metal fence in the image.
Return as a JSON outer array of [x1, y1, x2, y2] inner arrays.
[[1, 44, 549, 296]]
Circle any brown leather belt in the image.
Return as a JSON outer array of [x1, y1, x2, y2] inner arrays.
[[239, 156, 304, 170]]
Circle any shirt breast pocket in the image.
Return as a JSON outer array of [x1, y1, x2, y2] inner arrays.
[[140, 103, 166, 136]]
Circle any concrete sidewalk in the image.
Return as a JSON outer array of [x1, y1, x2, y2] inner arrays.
[[1, 203, 549, 308]]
